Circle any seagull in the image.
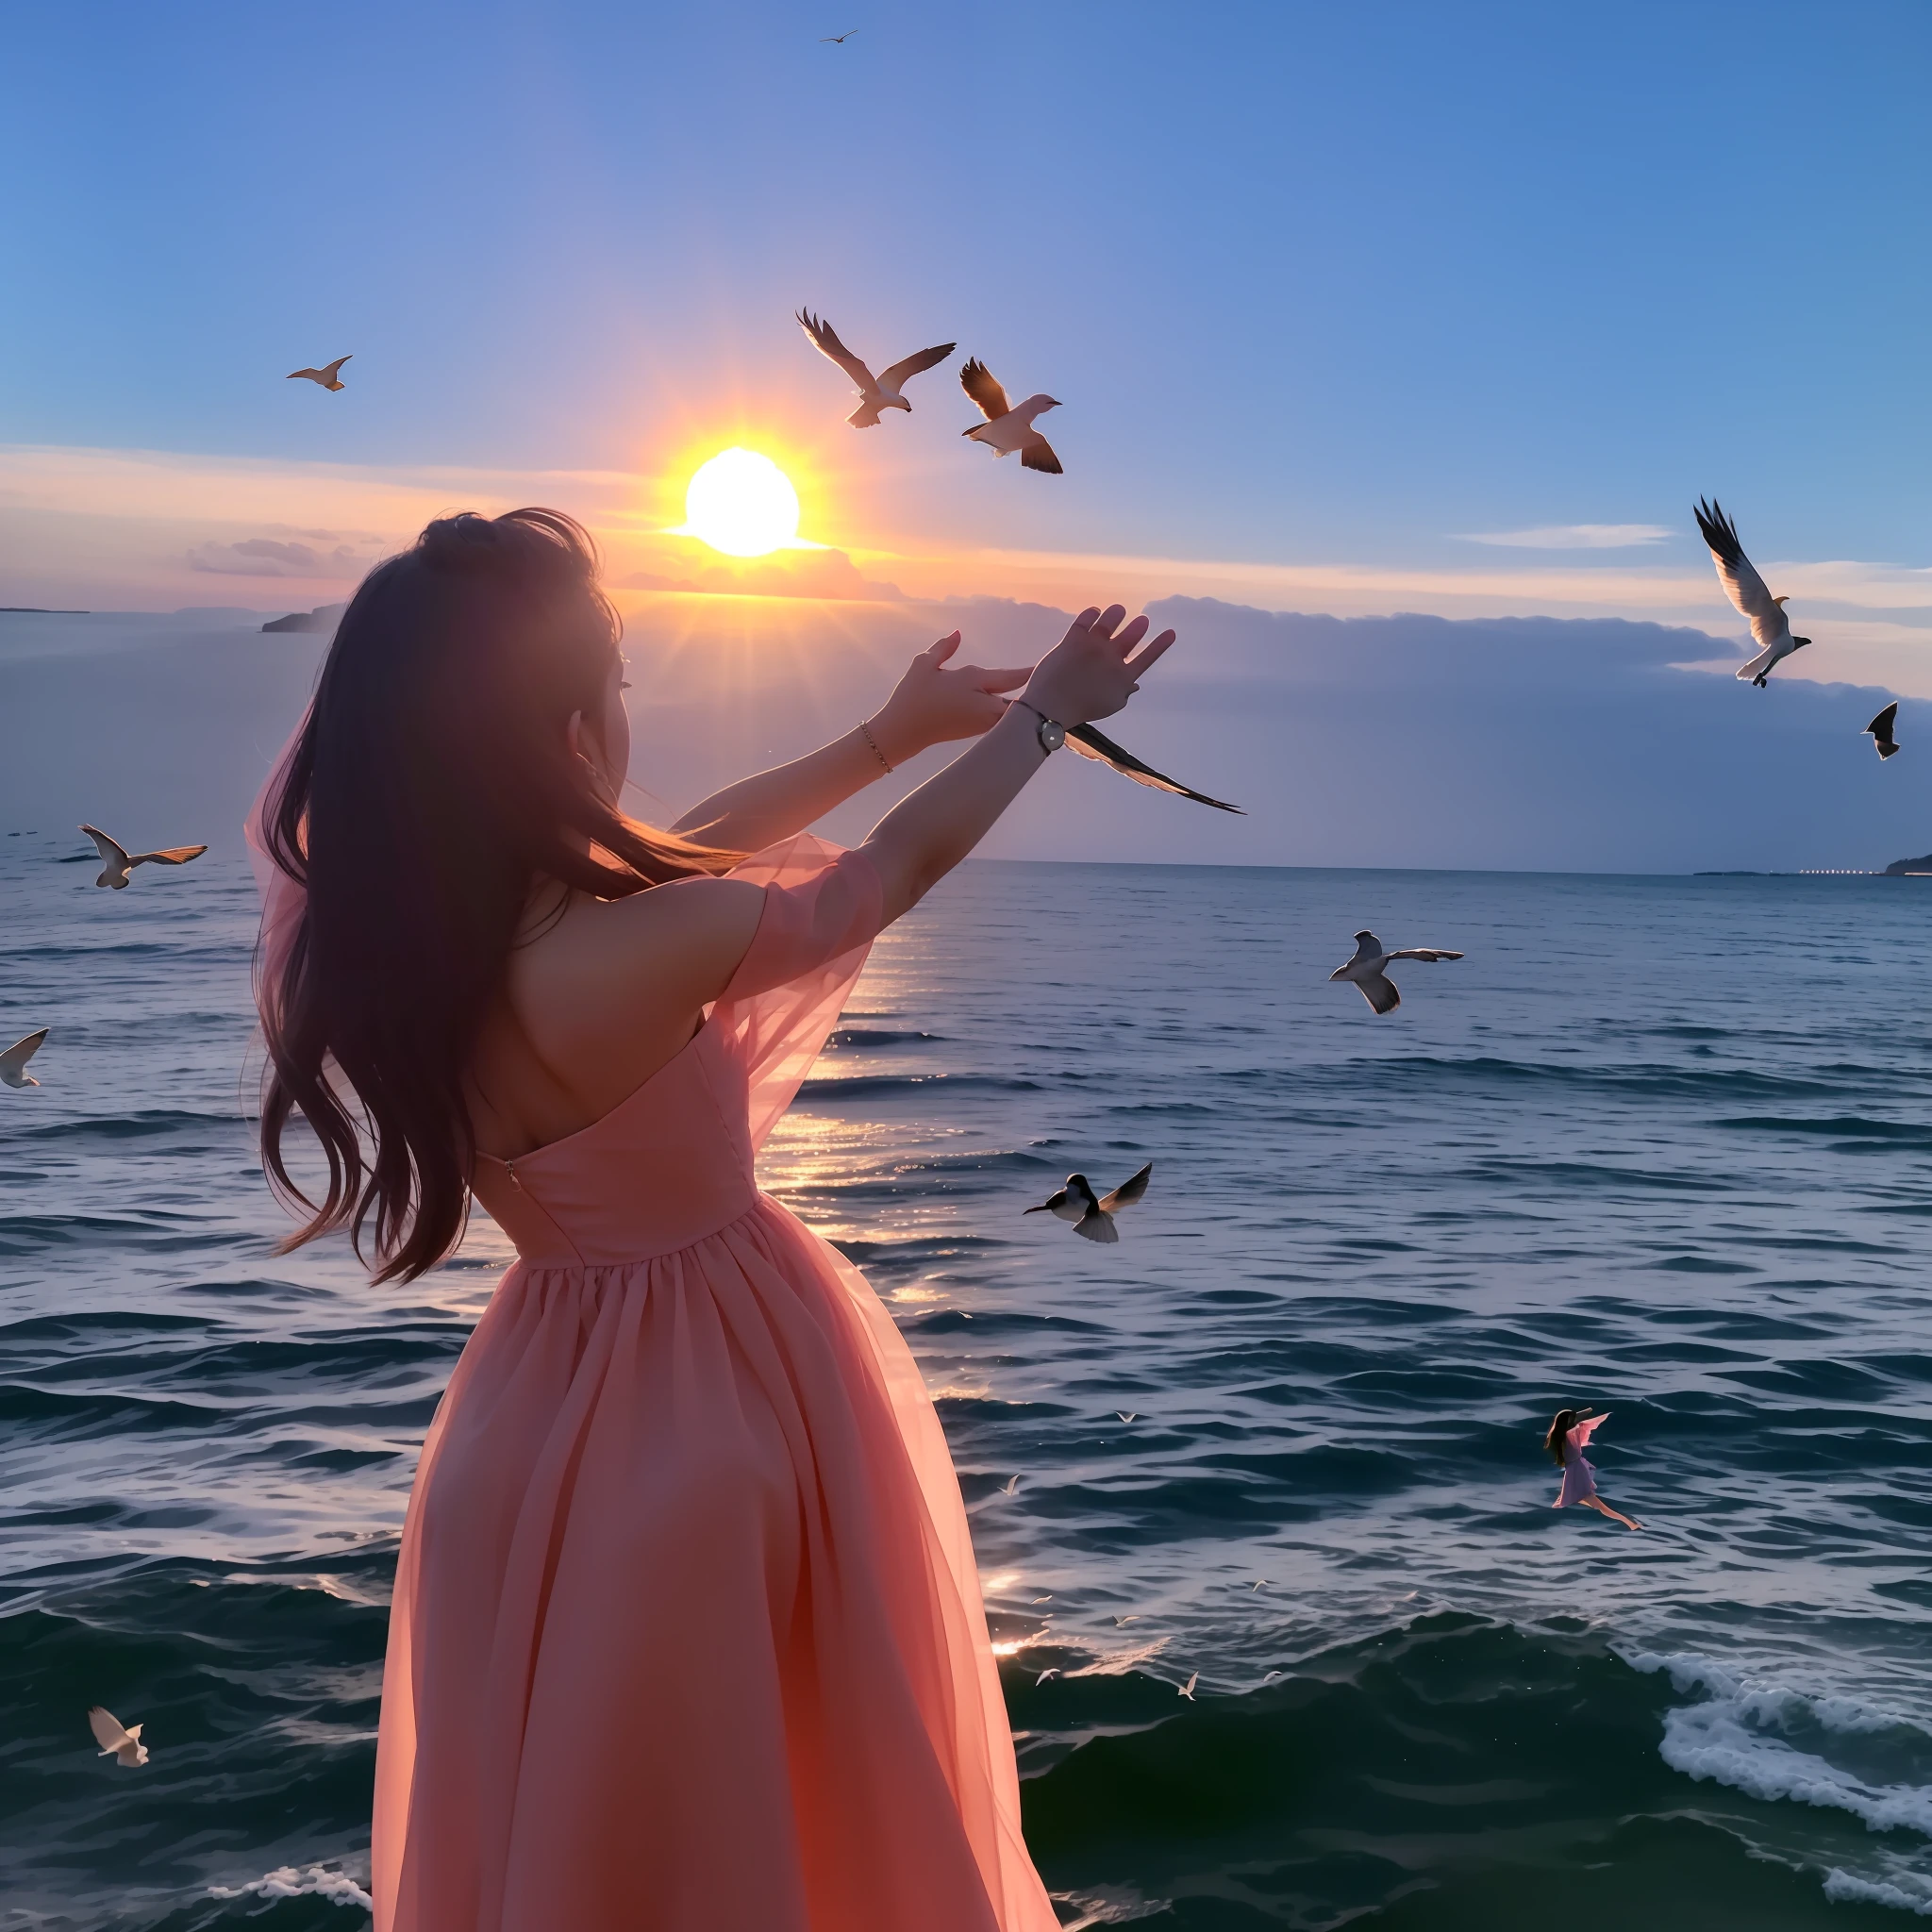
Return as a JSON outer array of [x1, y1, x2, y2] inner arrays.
[[88, 1706, 149, 1768], [1250, 1580, 1265, 1591], [1001, 1474, 1021, 1496], [1036, 1667, 1059, 1684], [820, 28, 857, 42], [1025, 1162, 1153, 1243], [1179, 1673, 1197, 1700], [960, 358, 1062, 473], [1693, 498, 1811, 687], [1866, 702, 1901, 760], [1116, 1411, 1137, 1423], [1111, 1614, 1141, 1625], [1261, 1670, 1281, 1685], [1065, 721, 1244, 813], [1328, 931, 1464, 1015], [287, 356, 351, 391], [1031, 1595, 1053, 1604], [796, 311, 955, 427], [80, 824, 208, 890], [1, 1029, 48, 1089]]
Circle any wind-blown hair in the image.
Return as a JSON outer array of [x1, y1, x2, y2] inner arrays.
[[1544, 1408, 1577, 1465], [258, 508, 737, 1282]]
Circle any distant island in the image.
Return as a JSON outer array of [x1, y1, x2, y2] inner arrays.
[[1884, 853, 1932, 876], [0, 606, 88, 614], [262, 603, 347, 634]]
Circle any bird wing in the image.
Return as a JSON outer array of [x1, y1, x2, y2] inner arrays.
[[1074, 1207, 1121, 1243], [0, 1029, 48, 1078], [88, 1707, 130, 1751], [1735, 640, 1785, 683], [1357, 973, 1400, 1014], [796, 310, 875, 391], [129, 844, 208, 867], [1693, 499, 1789, 649], [287, 368, 320, 381], [877, 342, 956, 391], [959, 358, 1012, 423], [1098, 1160, 1153, 1214], [1024, 1190, 1068, 1215], [1386, 949, 1463, 962], [1064, 723, 1244, 813], [1867, 703, 1899, 739], [321, 357, 350, 380], [1020, 439, 1064, 475], [80, 824, 129, 868]]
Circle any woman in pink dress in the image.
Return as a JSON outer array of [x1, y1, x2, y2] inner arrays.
[[247, 507, 1175, 1932], [1545, 1407, 1641, 1529]]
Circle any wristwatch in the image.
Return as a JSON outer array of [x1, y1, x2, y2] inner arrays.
[[1014, 700, 1065, 754]]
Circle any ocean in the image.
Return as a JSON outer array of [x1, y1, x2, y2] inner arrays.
[[4, 841, 1932, 1929]]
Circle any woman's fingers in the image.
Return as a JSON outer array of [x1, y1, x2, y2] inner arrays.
[[924, 632, 961, 664], [1108, 613, 1151, 658], [974, 665, 1034, 693], [1124, 628, 1177, 677]]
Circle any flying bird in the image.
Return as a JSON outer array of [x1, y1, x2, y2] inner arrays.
[[1866, 702, 1900, 760], [960, 358, 1062, 473], [820, 28, 857, 42], [1117, 1411, 1137, 1423], [80, 825, 208, 890], [287, 356, 351, 391], [1329, 931, 1464, 1015], [88, 1706, 149, 1768], [1111, 1614, 1141, 1626], [1036, 1667, 1059, 1684], [1, 1029, 48, 1089], [1065, 720, 1244, 813], [1025, 1162, 1153, 1243], [1693, 498, 1811, 687], [1179, 1673, 1198, 1700], [796, 311, 954, 427]]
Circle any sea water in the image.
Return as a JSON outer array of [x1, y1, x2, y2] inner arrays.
[[3, 843, 1931, 1928]]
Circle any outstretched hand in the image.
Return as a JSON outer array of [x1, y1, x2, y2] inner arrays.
[[1019, 605, 1177, 728], [869, 634, 1033, 761]]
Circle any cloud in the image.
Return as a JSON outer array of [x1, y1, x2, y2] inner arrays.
[[619, 546, 903, 602], [186, 537, 372, 578], [1457, 524, 1674, 549]]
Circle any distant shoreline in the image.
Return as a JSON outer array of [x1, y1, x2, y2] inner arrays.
[[0, 607, 89, 615]]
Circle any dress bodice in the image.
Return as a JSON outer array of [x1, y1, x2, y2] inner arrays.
[[470, 1024, 759, 1266], [460, 834, 885, 1271]]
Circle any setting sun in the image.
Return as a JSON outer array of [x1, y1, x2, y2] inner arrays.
[[676, 447, 802, 557]]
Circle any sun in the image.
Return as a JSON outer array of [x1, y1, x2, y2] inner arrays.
[[675, 447, 803, 558]]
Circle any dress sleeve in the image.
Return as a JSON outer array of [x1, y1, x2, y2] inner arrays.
[[1569, 1413, 1608, 1450], [713, 832, 887, 1151]]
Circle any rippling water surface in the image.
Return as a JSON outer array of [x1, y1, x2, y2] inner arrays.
[[5, 841, 1932, 1928]]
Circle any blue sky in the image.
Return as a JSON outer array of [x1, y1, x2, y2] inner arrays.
[[5, 2, 1931, 626]]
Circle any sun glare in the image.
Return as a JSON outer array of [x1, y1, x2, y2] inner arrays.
[[677, 447, 802, 558]]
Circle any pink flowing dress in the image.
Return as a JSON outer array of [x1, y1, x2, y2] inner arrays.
[[1553, 1412, 1607, 1507], [250, 808, 1058, 1932]]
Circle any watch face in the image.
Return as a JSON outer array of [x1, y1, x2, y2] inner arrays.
[[1039, 718, 1066, 752]]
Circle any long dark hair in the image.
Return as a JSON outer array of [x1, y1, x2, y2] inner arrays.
[[258, 508, 737, 1282], [1544, 1408, 1577, 1464]]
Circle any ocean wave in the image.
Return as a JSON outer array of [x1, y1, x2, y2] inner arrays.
[[208, 1862, 372, 1908]]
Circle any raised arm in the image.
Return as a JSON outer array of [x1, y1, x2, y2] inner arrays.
[[861, 604, 1176, 924], [669, 635, 1031, 852]]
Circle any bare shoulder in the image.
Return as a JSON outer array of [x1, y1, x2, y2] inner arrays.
[[571, 875, 766, 1006]]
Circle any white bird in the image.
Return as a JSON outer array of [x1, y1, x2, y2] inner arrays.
[[960, 358, 1062, 473], [796, 311, 955, 427], [1694, 498, 1811, 688], [1025, 1162, 1152, 1243], [1031, 1595, 1053, 1604], [1179, 1673, 1197, 1700], [80, 824, 208, 890], [1036, 1667, 1059, 1684], [88, 1706, 149, 1768], [1328, 931, 1464, 1015], [288, 356, 351, 391], [1001, 1474, 1021, 1496], [1, 1029, 48, 1089], [1116, 1411, 1137, 1423], [1111, 1614, 1141, 1625], [1866, 702, 1900, 760]]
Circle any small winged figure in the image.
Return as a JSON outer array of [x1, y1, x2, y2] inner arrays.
[[88, 1706, 149, 1768], [960, 358, 1062, 473], [1025, 1162, 1152, 1243], [819, 28, 857, 42], [1064, 720, 1243, 813], [80, 824, 208, 890], [288, 356, 351, 391], [1329, 931, 1463, 1014], [1, 1029, 49, 1089], [796, 311, 955, 427], [1693, 498, 1810, 687], [1865, 702, 1900, 760]]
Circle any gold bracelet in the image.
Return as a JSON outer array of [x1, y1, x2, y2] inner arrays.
[[858, 719, 895, 774]]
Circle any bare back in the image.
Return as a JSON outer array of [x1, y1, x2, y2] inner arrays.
[[465, 874, 765, 1162]]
